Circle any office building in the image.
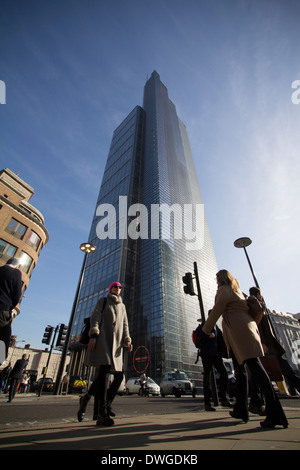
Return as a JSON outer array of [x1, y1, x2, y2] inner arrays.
[[0, 168, 49, 296], [70, 72, 218, 383], [268, 309, 300, 372]]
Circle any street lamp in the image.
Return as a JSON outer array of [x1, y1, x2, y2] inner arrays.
[[234, 237, 260, 288], [53, 242, 96, 394], [80, 242, 96, 254]]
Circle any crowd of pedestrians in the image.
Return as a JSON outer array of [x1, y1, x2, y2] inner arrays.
[[0, 256, 298, 431], [0, 353, 30, 401]]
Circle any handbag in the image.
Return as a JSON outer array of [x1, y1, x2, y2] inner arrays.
[[246, 295, 265, 324], [79, 297, 107, 344], [0, 310, 12, 328]]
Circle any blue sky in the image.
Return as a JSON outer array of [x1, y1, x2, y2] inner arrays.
[[1, 0, 300, 349]]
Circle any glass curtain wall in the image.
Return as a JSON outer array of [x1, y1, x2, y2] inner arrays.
[[132, 71, 218, 382], [69, 72, 218, 385], [70, 106, 144, 346]]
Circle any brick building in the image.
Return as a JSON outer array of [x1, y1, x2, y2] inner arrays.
[[0, 168, 49, 297]]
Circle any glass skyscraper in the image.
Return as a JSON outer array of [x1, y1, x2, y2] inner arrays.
[[70, 71, 218, 384]]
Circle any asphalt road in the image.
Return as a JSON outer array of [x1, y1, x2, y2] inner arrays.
[[1, 393, 299, 428]]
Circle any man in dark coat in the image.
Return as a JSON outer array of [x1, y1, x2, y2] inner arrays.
[[8, 353, 28, 402], [198, 318, 232, 411], [0, 258, 22, 365]]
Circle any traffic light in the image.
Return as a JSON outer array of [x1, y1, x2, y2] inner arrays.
[[182, 272, 196, 296], [42, 326, 54, 345], [56, 324, 68, 347]]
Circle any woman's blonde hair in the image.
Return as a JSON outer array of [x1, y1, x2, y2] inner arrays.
[[216, 270, 240, 292]]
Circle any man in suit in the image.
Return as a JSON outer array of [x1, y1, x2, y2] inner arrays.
[[8, 353, 29, 402]]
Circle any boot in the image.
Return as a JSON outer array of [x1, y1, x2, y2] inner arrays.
[[77, 393, 91, 422], [106, 400, 116, 417], [96, 402, 114, 426]]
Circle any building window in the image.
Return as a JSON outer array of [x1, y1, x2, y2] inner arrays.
[[0, 238, 17, 261], [5, 218, 28, 240], [19, 251, 33, 274], [26, 230, 41, 251]]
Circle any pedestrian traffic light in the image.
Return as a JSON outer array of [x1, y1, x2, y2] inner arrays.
[[56, 323, 68, 347], [182, 272, 196, 296], [42, 326, 54, 345]]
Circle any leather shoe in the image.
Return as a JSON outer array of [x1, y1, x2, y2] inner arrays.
[[77, 393, 91, 422], [229, 410, 248, 423], [260, 418, 288, 429], [205, 405, 216, 411]]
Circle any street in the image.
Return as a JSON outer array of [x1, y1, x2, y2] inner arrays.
[[0, 394, 204, 427], [0, 393, 300, 451], [1, 392, 299, 428]]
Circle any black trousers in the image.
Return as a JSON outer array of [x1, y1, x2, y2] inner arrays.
[[8, 377, 20, 402], [232, 355, 287, 424], [201, 355, 228, 405], [89, 365, 123, 403], [0, 322, 11, 359]]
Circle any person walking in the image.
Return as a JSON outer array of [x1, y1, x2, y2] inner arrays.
[[7, 353, 28, 402], [249, 286, 300, 399], [201, 270, 288, 428], [78, 282, 132, 426], [198, 318, 232, 411], [0, 258, 22, 368], [0, 362, 11, 394]]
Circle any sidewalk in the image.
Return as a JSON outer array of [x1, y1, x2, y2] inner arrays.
[[0, 404, 299, 451]]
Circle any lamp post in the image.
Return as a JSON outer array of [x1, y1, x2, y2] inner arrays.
[[53, 242, 96, 394], [233, 237, 260, 288]]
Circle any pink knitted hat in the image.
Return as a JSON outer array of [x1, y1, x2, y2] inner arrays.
[[109, 281, 122, 292]]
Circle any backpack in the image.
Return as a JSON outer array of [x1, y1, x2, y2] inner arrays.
[[79, 297, 107, 344], [192, 324, 203, 349]]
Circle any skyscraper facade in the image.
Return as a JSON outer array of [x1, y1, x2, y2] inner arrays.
[[70, 72, 218, 383]]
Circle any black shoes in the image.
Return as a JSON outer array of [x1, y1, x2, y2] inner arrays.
[[77, 393, 91, 422], [78, 395, 116, 425], [229, 410, 248, 423], [205, 405, 216, 411], [106, 400, 116, 417], [96, 403, 114, 426], [260, 418, 288, 429], [220, 399, 234, 408]]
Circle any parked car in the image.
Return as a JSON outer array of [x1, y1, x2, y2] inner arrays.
[[32, 377, 54, 393], [160, 370, 196, 397], [68, 376, 87, 393], [126, 377, 160, 396]]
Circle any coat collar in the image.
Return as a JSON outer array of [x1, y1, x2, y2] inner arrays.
[[108, 293, 122, 304]]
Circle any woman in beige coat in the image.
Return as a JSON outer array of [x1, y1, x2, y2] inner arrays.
[[202, 270, 288, 428], [78, 282, 132, 426]]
